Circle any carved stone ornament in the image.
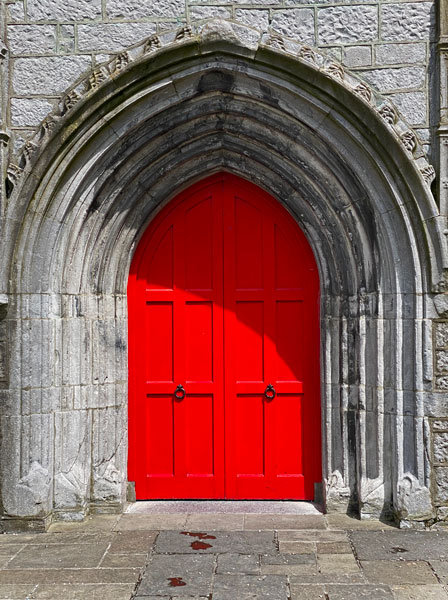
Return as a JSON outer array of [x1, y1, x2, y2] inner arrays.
[[87, 68, 108, 91], [21, 140, 38, 164], [111, 52, 129, 75], [379, 104, 397, 126], [421, 164, 436, 185], [354, 82, 372, 103], [143, 34, 162, 54], [0, 131, 9, 148], [298, 46, 316, 63], [175, 25, 193, 41], [326, 62, 344, 80], [401, 130, 417, 154], [41, 115, 57, 137], [62, 90, 82, 114], [6, 163, 23, 185], [267, 33, 286, 51]]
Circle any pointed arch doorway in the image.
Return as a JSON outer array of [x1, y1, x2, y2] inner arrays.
[[128, 173, 321, 500]]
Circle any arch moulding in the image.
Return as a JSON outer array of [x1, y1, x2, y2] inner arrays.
[[0, 18, 446, 530]]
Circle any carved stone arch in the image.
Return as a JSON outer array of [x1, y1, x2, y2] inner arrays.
[[0, 19, 446, 528]]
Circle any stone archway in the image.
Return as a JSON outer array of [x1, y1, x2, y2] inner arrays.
[[0, 19, 445, 529]]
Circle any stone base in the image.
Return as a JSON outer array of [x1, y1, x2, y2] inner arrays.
[[0, 514, 52, 533]]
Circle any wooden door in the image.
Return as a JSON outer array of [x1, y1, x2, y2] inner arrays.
[[128, 173, 321, 500]]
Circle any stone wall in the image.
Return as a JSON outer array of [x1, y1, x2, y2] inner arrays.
[[3, 0, 435, 158]]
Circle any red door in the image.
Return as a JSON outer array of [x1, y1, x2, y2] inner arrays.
[[128, 173, 321, 500]]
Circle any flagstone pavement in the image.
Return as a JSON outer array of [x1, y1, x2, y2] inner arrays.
[[0, 504, 447, 599]]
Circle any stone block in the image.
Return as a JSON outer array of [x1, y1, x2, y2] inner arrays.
[[213, 574, 288, 600], [434, 467, 448, 504], [343, 46, 372, 68], [381, 3, 433, 41], [7, 2, 25, 23], [435, 322, 448, 348], [432, 419, 448, 431], [235, 9, 269, 32], [54, 410, 91, 510], [11, 98, 54, 127], [271, 9, 315, 45], [437, 350, 448, 374], [107, 0, 184, 19], [27, 0, 101, 21], [137, 554, 214, 596], [358, 67, 425, 93], [318, 6, 378, 45], [434, 432, 448, 464], [190, 6, 232, 20], [436, 377, 448, 391], [7, 24, 56, 55], [12, 56, 91, 95], [375, 43, 426, 66], [386, 91, 427, 126], [78, 23, 157, 53]]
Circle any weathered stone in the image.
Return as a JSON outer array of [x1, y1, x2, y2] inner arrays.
[[155, 530, 276, 554], [433, 467, 448, 504], [190, 6, 232, 20], [27, 0, 101, 21], [7, 25, 56, 55], [375, 43, 427, 66], [359, 67, 425, 93], [11, 98, 54, 127], [435, 295, 448, 317], [436, 322, 448, 348], [318, 6, 378, 44], [7, 541, 109, 569], [437, 351, 448, 374], [325, 584, 394, 599], [361, 560, 439, 585], [78, 23, 157, 53], [106, 0, 184, 19], [235, 9, 269, 31], [391, 586, 448, 600], [381, 3, 432, 41], [7, 2, 25, 23], [386, 91, 427, 126], [12, 56, 91, 95], [271, 9, 315, 45], [343, 46, 372, 68], [217, 553, 260, 574]]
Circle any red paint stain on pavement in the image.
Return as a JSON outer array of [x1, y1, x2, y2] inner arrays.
[[168, 577, 187, 587], [180, 531, 216, 540], [190, 540, 213, 550]]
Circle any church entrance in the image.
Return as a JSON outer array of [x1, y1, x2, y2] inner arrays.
[[128, 173, 321, 500]]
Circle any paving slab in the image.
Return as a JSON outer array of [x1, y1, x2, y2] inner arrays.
[[212, 574, 289, 600], [0, 568, 141, 584], [216, 553, 260, 574], [391, 585, 448, 599], [278, 540, 316, 553], [49, 515, 120, 533], [325, 584, 394, 599], [350, 529, 448, 561], [326, 514, 397, 530], [426, 560, 448, 585], [245, 514, 326, 530], [0, 583, 37, 598], [30, 583, 136, 599], [136, 554, 214, 596], [7, 541, 109, 569], [317, 553, 360, 575], [317, 541, 353, 553], [277, 529, 348, 542], [107, 531, 158, 554], [184, 514, 245, 530], [155, 530, 277, 554], [115, 514, 188, 531], [127, 500, 322, 515], [289, 584, 326, 600], [100, 553, 148, 568], [361, 560, 439, 585]]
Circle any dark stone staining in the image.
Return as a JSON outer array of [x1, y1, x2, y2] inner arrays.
[[180, 532, 216, 550], [197, 71, 234, 95], [191, 540, 213, 550]]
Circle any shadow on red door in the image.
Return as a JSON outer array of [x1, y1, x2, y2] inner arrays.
[[128, 173, 321, 500]]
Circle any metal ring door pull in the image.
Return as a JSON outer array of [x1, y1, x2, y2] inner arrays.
[[264, 384, 276, 400], [174, 384, 186, 400]]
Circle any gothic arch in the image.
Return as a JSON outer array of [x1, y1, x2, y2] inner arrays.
[[0, 19, 446, 526]]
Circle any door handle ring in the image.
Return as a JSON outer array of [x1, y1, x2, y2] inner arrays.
[[174, 384, 186, 401], [264, 384, 276, 401]]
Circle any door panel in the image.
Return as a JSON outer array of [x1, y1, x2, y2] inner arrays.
[[128, 173, 320, 500]]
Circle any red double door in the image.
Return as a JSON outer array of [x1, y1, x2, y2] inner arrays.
[[128, 173, 321, 500]]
